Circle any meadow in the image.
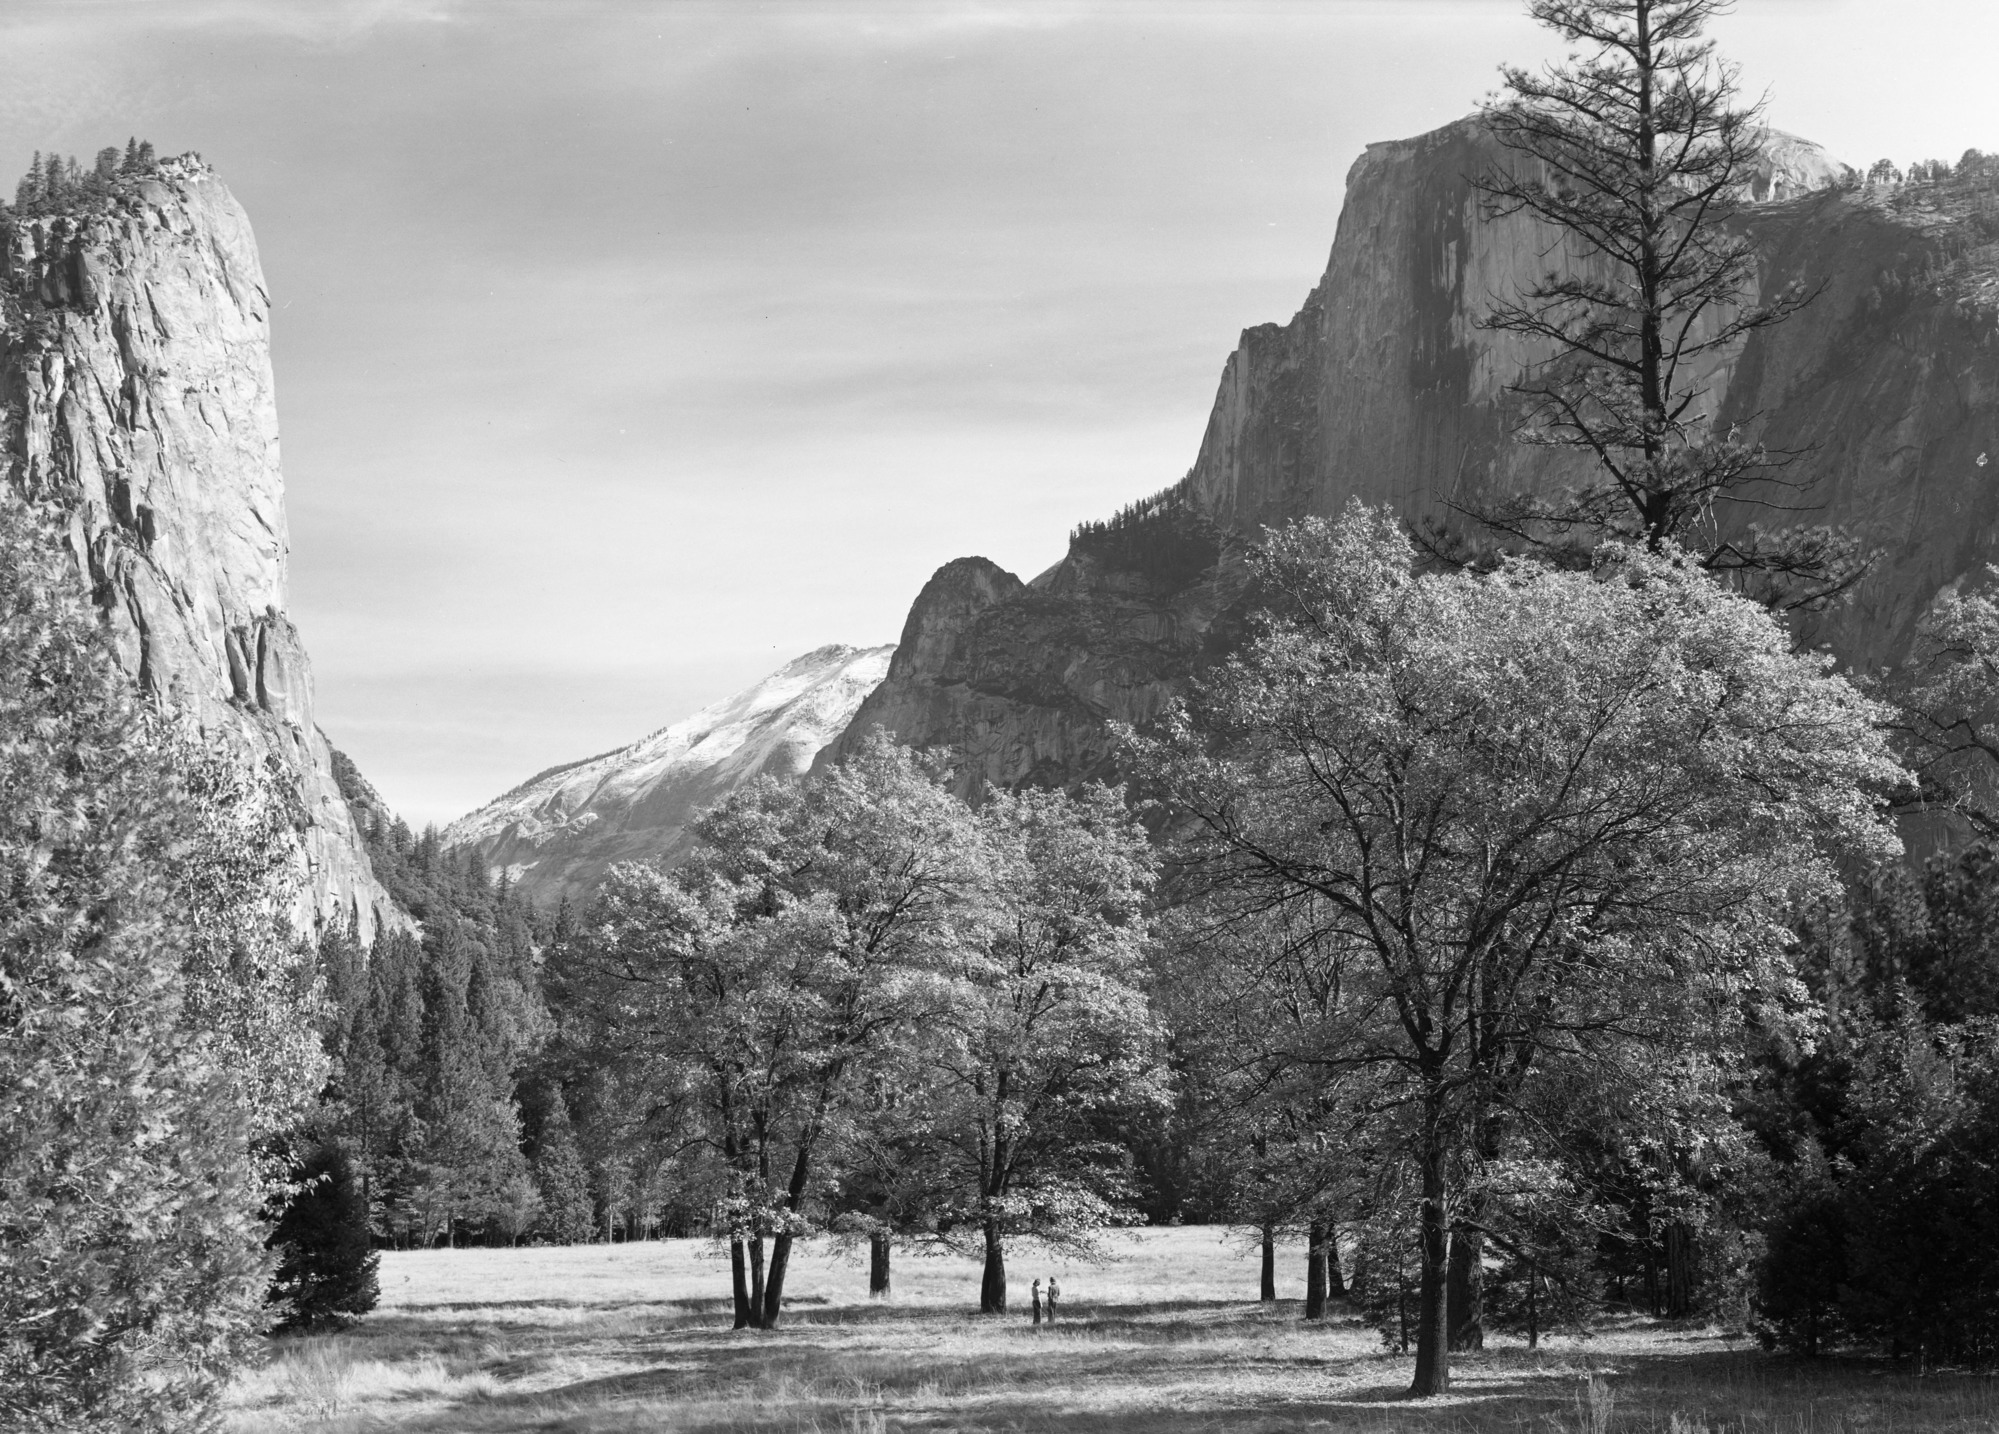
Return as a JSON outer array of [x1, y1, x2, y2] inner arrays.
[[224, 1228, 1999, 1434]]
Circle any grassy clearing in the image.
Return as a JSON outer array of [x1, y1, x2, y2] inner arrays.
[[223, 1228, 1999, 1433]]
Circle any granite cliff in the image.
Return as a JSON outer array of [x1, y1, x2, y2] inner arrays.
[[0, 155, 396, 938], [447, 644, 895, 907], [832, 118, 1999, 787]]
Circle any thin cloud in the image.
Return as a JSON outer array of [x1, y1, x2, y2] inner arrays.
[[0, 0, 455, 46]]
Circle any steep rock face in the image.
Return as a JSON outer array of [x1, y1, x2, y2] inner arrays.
[[447, 644, 896, 907], [821, 550, 1243, 800], [848, 118, 1999, 778], [0, 157, 396, 938]]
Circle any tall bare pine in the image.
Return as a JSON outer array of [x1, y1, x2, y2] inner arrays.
[[1461, 0, 1855, 603]]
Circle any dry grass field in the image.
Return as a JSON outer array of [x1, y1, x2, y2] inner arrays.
[[224, 1228, 1999, 1433]]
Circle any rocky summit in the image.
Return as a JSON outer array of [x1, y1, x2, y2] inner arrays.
[[832, 117, 1999, 793], [446, 644, 896, 908], [0, 156, 396, 938]]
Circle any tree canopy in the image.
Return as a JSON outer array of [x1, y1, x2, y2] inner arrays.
[[1130, 503, 1902, 1393], [0, 498, 318, 1431]]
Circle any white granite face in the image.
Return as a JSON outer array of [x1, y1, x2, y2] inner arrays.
[[2, 158, 396, 938]]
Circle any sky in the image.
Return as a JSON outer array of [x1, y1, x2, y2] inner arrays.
[[2, 0, 1994, 826]]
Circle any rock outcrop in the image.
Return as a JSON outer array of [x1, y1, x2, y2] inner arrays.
[[447, 644, 896, 907], [820, 538, 1244, 799], [0, 156, 397, 939], [842, 118, 1999, 784]]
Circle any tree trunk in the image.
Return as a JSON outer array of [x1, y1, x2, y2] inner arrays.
[[747, 1236, 767, 1330], [869, 1231, 891, 1298], [1396, 1263, 1411, 1353], [761, 1233, 793, 1328], [1305, 1220, 1328, 1319], [1664, 1220, 1695, 1318], [1259, 1225, 1276, 1302], [729, 1238, 752, 1328], [1409, 1105, 1452, 1396], [979, 1219, 1008, 1313], [1526, 1269, 1539, 1350], [1327, 1229, 1347, 1299], [1447, 1224, 1484, 1352]]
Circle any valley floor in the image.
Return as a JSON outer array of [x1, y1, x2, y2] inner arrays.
[[225, 1228, 1998, 1433]]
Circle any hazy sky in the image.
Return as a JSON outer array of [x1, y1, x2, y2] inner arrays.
[[2, 1, 1993, 825]]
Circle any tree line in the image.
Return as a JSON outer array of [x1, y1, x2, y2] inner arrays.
[[6, 137, 162, 218]]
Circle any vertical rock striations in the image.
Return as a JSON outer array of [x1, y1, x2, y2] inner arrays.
[[1, 155, 396, 938], [844, 119, 1999, 782]]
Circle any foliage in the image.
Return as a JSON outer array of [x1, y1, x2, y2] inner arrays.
[[1452, 0, 1855, 605], [1753, 844, 1999, 1365], [0, 499, 313, 1431], [5, 138, 160, 221], [317, 775, 552, 1249], [1069, 478, 1222, 586], [1128, 503, 1902, 1392], [557, 729, 982, 1326], [1891, 571, 1999, 837], [922, 783, 1165, 1310], [522, 1090, 595, 1244], [267, 1138, 380, 1331]]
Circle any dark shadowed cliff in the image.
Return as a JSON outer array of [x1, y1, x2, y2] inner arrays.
[[831, 118, 1999, 788]]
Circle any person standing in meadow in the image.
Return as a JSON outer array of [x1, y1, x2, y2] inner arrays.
[[1047, 1277, 1060, 1322], [1031, 1279, 1043, 1326]]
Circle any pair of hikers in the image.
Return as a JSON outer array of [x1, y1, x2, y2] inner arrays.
[[1030, 1276, 1061, 1325]]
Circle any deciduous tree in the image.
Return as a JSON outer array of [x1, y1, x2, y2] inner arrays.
[[1131, 504, 1900, 1394], [924, 785, 1164, 1314], [568, 730, 977, 1327]]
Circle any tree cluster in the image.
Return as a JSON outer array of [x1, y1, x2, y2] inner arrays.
[[1752, 844, 1999, 1366], [1131, 502, 1901, 1393], [1068, 476, 1222, 585], [317, 776, 559, 1250], [7, 138, 159, 219], [1866, 150, 1999, 190], [548, 731, 1165, 1326]]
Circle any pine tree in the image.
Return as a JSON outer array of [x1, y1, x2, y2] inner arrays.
[[267, 1138, 380, 1330], [532, 1096, 597, 1243], [1451, 0, 1855, 605]]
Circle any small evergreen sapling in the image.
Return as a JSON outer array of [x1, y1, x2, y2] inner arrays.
[[267, 1139, 380, 1330]]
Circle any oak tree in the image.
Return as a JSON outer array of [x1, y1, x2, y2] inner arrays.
[[1132, 504, 1900, 1394]]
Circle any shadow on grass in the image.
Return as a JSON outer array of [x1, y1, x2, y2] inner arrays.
[[322, 1298, 1999, 1434]]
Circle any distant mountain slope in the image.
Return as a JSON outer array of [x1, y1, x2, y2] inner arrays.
[[446, 644, 895, 907]]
